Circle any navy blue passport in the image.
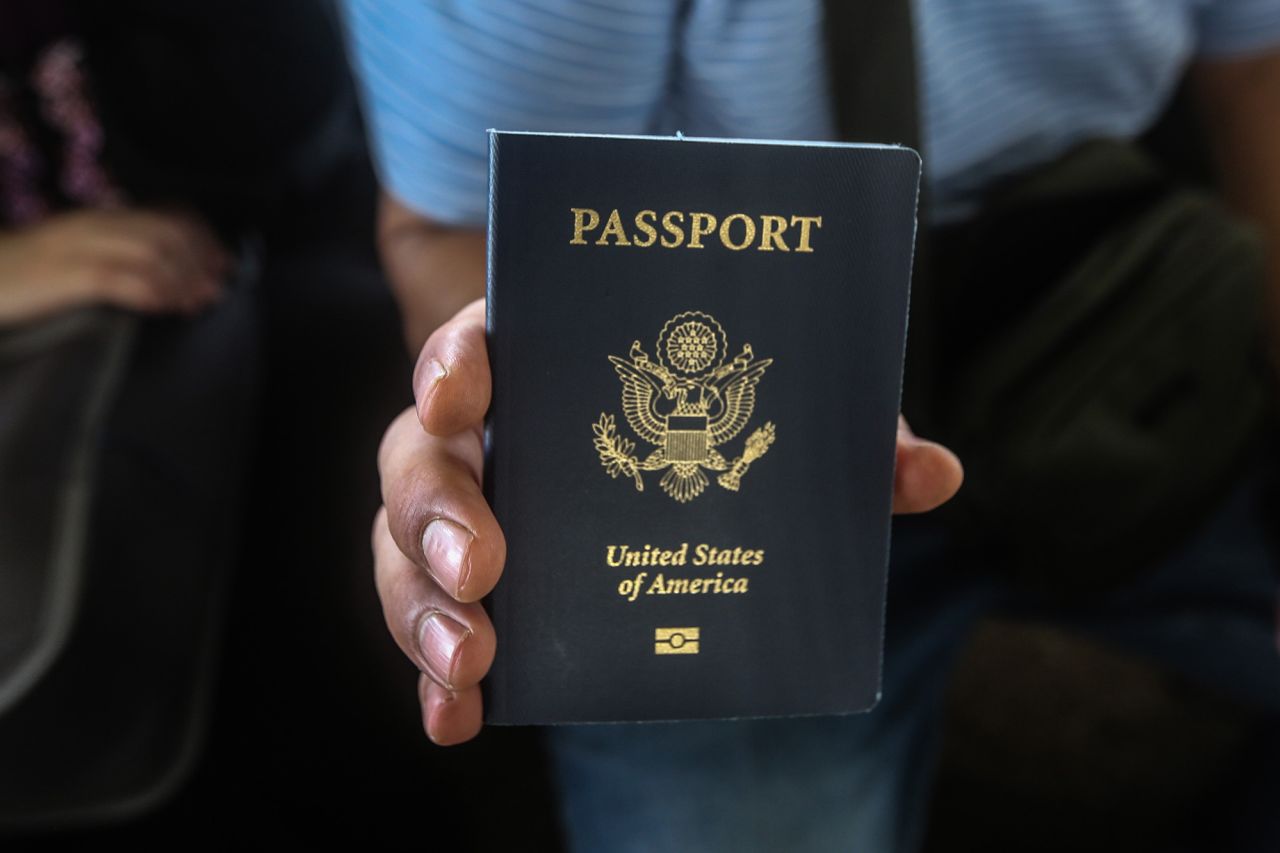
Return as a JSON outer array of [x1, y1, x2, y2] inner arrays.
[[483, 131, 920, 724]]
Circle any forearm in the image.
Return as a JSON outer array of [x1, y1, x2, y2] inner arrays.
[[378, 191, 486, 353]]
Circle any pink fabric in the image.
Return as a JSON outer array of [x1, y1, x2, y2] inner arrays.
[[0, 38, 121, 227]]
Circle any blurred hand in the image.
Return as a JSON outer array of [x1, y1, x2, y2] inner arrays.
[[374, 298, 964, 745], [0, 208, 230, 325]]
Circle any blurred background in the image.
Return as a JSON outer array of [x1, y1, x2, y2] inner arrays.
[[1, 1, 1277, 851]]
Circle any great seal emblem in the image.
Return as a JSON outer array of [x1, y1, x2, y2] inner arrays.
[[592, 311, 776, 502]]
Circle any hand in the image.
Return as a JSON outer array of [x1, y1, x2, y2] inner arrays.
[[0, 208, 231, 326], [374, 299, 964, 745]]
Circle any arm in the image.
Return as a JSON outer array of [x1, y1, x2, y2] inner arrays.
[[1191, 49, 1280, 362], [341, 0, 497, 353], [0, 208, 228, 327], [377, 193, 485, 353], [344, 0, 962, 745]]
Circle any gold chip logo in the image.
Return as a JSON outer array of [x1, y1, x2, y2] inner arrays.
[[654, 627, 700, 655]]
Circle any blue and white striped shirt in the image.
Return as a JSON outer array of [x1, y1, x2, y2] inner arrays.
[[341, 0, 1280, 225]]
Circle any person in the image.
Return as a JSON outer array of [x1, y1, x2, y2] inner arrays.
[[0, 5, 228, 327], [0, 3, 454, 842], [342, 2, 1280, 850]]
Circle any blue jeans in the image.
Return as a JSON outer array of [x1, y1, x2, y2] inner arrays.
[[547, 467, 1280, 852]]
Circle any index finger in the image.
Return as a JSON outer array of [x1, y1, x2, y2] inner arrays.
[[413, 299, 490, 437]]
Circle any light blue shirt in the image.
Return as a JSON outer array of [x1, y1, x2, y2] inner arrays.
[[342, 0, 1280, 225]]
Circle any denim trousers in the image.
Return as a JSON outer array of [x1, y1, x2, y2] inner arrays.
[[547, 464, 1280, 853]]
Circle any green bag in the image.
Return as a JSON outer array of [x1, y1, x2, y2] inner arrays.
[[935, 141, 1270, 593]]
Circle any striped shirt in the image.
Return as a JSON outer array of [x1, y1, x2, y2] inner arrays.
[[341, 0, 1280, 225]]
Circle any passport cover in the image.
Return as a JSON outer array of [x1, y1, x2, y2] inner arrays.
[[483, 131, 920, 724]]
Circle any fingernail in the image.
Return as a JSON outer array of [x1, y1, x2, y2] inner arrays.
[[415, 359, 450, 421], [422, 518, 474, 597], [427, 358, 448, 389], [419, 610, 471, 689]]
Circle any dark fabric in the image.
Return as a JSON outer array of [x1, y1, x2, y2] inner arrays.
[[0, 1, 74, 70], [0, 0, 388, 830], [822, 0, 920, 150], [930, 140, 1270, 593], [822, 0, 934, 429], [0, 310, 133, 713], [73, 0, 351, 240], [0, 263, 261, 827]]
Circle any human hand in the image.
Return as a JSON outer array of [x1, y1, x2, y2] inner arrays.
[[374, 299, 963, 745], [0, 208, 230, 325]]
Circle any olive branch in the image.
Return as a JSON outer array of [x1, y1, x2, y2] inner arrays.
[[592, 413, 644, 491]]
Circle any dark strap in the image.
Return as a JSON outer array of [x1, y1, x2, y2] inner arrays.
[[822, 0, 935, 428], [822, 0, 920, 149]]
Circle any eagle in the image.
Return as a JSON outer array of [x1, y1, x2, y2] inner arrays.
[[607, 344, 772, 502]]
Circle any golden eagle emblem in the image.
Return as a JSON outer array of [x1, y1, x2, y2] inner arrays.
[[592, 311, 776, 502]]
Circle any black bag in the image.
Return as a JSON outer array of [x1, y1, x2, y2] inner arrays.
[[0, 257, 261, 827], [933, 141, 1270, 593]]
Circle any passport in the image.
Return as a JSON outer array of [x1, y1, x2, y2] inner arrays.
[[483, 131, 921, 724]]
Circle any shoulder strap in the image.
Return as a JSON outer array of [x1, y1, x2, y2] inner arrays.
[[822, 0, 920, 148], [822, 0, 935, 428]]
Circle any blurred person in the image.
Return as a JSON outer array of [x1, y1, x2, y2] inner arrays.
[[344, 1, 1280, 851], [1, 2, 488, 846], [0, 4, 229, 325]]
